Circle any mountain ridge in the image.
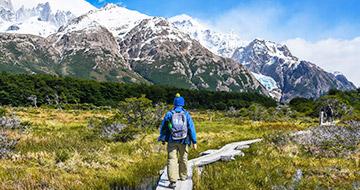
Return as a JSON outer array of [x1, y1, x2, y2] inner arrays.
[[0, 1, 356, 101], [0, 3, 269, 96], [232, 39, 356, 101]]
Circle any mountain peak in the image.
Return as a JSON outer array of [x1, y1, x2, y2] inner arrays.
[[247, 38, 296, 63], [170, 14, 193, 21], [169, 14, 245, 58], [84, 3, 149, 39], [232, 38, 356, 101], [169, 14, 206, 31], [10, 0, 95, 16], [0, 0, 96, 36], [0, 0, 13, 10], [103, 3, 119, 10]]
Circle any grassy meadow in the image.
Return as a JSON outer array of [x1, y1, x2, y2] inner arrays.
[[0, 106, 318, 190], [194, 139, 360, 190]]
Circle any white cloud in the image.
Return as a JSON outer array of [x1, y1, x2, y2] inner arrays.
[[285, 37, 360, 87], [206, 2, 283, 41]]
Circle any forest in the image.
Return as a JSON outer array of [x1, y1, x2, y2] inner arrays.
[[0, 72, 277, 109]]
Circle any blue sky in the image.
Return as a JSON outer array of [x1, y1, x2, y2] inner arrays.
[[85, 0, 360, 86], [86, 0, 360, 41]]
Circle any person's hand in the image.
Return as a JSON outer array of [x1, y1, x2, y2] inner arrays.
[[193, 144, 197, 150]]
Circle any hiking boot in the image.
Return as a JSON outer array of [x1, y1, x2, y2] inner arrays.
[[169, 181, 176, 188]]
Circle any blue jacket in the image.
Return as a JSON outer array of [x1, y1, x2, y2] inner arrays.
[[158, 106, 197, 145]]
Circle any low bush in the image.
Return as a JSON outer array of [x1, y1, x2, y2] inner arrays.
[[117, 95, 167, 128], [113, 127, 141, 143], [55, 149, 72, 163], [88, 96, 167, 142], [0, 133, 17, 159]]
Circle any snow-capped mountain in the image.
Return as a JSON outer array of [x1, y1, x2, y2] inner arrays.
[[10, 0, 94, 15], [0, 2, 356, 100], [118, 17, 267, 94], [169, 14, 246, 58], [168, 14, 356, 100], [84, 4, 149, 39], [232, 39, 356, 101], [0, 0, 95, 36], [0, 0, 13, 10], [0, 3, 268, 95]]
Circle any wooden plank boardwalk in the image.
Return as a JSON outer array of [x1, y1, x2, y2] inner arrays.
[[156, 139, 262, 190]]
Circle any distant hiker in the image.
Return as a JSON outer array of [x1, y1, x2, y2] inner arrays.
[[158, 93, 197, 188], [320, 107, 325, 125], [320, 105, 334, 125], [325, 104, 334, 123]]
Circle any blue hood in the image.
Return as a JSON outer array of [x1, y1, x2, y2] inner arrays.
[[173, 96, 185, 107]]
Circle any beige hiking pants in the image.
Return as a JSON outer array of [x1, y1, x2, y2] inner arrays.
[[167, 142, 189, 182]]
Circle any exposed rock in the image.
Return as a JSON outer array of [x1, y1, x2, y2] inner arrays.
[[232, 39, 356, 102], [1, 4, 269, 95], [6, 24, 19, 31], [119, 17, 268, 94], [0, 31, 145, 83], [47, 15, 145, 82], [0, 33, 60, 74]]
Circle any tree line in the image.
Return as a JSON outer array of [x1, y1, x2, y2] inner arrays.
[[0, 72, 277, 110]]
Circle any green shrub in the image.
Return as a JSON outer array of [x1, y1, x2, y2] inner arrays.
[[117, 95, 167, 128], [55, 149, 71, 163], [112, 127, 141, 143], [0, 107, 6, 117]]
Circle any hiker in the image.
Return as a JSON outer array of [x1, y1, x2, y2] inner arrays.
[[325, 104, 334, 123], [158, 93, 197, 188]]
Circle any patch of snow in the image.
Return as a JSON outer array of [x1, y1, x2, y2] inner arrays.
[[169, 14, 247, 58], [0, 0, 97, 37], [11, 0, 95, 16], [4, 16, 57, 36], [85, 3, 149, 39]]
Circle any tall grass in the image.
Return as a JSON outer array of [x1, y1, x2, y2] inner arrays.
[[0, 107, 317, 189]]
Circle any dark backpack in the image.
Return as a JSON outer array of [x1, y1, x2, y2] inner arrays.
[[170, 110, 188, 140]]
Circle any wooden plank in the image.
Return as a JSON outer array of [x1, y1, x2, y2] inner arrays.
[[156, 139, 262, 190]]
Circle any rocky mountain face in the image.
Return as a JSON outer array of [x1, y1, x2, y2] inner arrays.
[[0, 31, 145, 83], [47, 15, 144, 82], [232, 39, 356, 101], [0, 3, 267, 95], [119, 17, 267, 93], [0, 33, 59, 74], [0, 2, 356, 100], [169, 14, 356, 101]]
